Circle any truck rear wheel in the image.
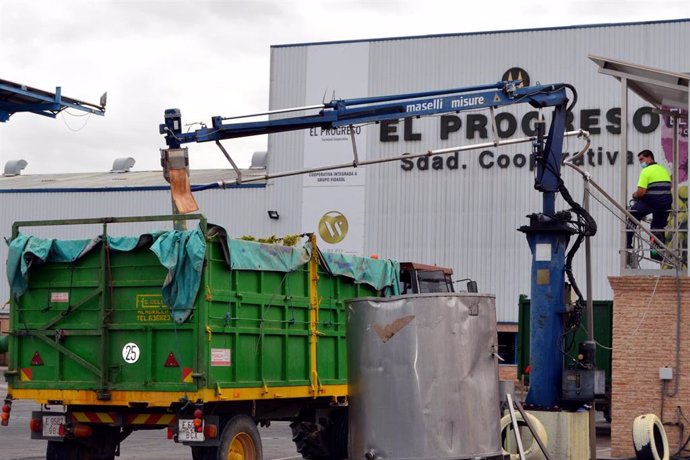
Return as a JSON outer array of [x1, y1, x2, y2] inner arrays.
[[218, 415, 262, 460], [290, 409, 348, 460]]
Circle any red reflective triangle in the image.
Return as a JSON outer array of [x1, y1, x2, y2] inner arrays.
[[31, 351, 44, 366], [164, 352, 179, 367]]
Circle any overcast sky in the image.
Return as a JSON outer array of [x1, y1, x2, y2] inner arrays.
[[0, 0, 687, 175]]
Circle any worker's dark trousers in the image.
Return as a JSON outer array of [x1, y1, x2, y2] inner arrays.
[[626, 195, 673, 249]]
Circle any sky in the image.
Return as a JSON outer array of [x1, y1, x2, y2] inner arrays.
[[0, 0, 687, 175]]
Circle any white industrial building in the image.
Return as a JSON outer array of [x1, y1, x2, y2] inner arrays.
[[265, 18, 689, 323], [1, 19, 688, 355]]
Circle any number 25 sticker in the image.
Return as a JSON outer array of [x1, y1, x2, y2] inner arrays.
[[122, 342, 140, 364]]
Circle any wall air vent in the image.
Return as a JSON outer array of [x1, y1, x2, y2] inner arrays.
[[3, 159, 27, 177], [111, 157, 135, 173], [250, 151, 268, 170]]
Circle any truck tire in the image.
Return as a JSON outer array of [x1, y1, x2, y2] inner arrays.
[[499, 412, 548, 460], [290, 410, 348, 460], [633, 413, 669, 460], [290, 421, 329, 460], [218, 415, 262, 460]]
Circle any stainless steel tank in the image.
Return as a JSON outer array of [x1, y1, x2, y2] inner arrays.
[[347, 293, 502, 459]]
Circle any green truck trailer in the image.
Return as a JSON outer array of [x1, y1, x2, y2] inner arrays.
[[0, 215, 456, 459], [517, 295, 613, 420]]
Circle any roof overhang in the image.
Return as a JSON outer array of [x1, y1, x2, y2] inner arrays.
[[589, 55, 688, 113]]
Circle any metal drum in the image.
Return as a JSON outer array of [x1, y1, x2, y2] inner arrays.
[[347, 293, 502, 460]]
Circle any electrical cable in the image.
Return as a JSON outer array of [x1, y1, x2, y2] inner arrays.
[[578, 323, 613, 350], [665, 265, 682, 397], [626, 274, 662, 339], [554, 173, 597, 325], [560, 83, 578, 114], [60, 111, 91, 132], [672, 415, 690, 459], [63, 108, 92, 117]]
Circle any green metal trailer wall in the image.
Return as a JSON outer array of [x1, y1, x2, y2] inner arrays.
[[6, 218, 379, 405]]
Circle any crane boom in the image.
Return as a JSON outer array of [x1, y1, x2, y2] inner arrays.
[[160, 81, 569, 147]]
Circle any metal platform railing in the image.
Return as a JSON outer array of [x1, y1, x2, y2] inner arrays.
[[563, 132, 686, 274]]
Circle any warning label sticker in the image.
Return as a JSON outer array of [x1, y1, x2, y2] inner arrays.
[[211, 348, 231, 366], [50, 292, 69, 303]]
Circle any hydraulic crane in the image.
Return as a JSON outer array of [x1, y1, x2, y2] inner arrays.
[[0, 77, 106, 122], [160, 80, 596, 409]]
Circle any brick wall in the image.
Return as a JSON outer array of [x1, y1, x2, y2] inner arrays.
[[609, 275, 690, 458], [498, 364, 517, 382]]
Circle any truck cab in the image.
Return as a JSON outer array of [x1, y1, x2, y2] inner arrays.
[[399, 262, 456, 294]]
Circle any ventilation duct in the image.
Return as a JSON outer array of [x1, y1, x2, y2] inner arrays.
[[249, 151, 268, 170], [111, 157, 135, 173], [3, 159, 27, 177]]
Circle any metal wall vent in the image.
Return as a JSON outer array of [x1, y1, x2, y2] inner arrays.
[[111, 157, 135, 173], [3, 159, 27, 177], [250, 151, 268, 170]]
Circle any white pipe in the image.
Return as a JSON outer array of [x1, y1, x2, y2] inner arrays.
[[219, 130, 588, 187], [220, 104, 327, 121]]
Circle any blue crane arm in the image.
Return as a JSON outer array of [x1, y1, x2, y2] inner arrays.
[[0, 79, 105, 122], [160, 81, 570, 149]]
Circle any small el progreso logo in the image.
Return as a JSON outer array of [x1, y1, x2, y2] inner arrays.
[[318, 211, 349, 244]]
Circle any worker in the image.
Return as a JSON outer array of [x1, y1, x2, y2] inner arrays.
[[626, 149, 673, 262]]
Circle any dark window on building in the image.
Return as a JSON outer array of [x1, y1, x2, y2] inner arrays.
[[497, 331, 517, 365]]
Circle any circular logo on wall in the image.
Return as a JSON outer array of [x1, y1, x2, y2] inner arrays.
[[318, 211, 349, 244], [502, 67, 530, 87]]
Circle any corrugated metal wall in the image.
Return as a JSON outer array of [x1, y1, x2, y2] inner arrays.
[[0, 187, 268, 303], [269, 20, 690, 322], [267, 46, 309, 234]]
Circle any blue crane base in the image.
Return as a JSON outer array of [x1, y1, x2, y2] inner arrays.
[[519, 215, 575, 408]]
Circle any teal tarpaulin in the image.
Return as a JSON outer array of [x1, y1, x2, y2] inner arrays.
[[7, 225, 399, 323], [7, 234, 96, 297], [7, 228, 206, 323], [228, 239, 310, 272], [150, 228, 206, 323], [319, 250, 400, 295], [227, 238, 400, 295]]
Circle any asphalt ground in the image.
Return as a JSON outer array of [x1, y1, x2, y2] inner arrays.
[[1, 368, 618, 460], [0, 368, 301, 460]]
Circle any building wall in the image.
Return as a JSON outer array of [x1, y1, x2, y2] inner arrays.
[[269, 20, 690, 323], [609, 275, 690, 458], [267, 45, 309, 235]]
